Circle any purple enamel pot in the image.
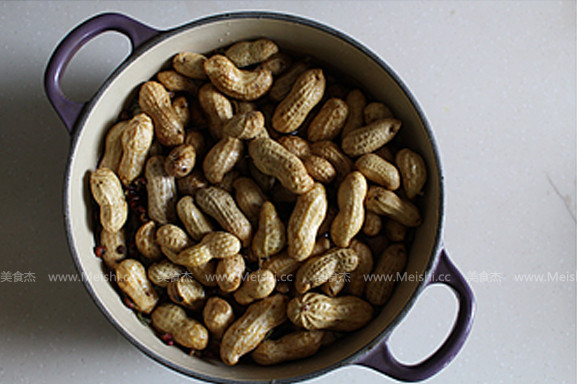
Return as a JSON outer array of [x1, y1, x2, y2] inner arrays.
[[44, 12, 475, 383]]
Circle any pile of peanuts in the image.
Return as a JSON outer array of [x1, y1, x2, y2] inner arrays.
[[89, 38, 428, 366]]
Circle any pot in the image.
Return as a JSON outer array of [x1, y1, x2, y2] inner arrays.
[[44, 12, 475, 383]]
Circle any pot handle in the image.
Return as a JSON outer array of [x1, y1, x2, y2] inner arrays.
[[355, 249, 475, 382], [44, 13, 160, 134]]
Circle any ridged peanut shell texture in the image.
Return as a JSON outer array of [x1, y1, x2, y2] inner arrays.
[[90, 168, 127, 233]]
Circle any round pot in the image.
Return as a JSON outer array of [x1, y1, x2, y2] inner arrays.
[[44, 12, 475, 383]]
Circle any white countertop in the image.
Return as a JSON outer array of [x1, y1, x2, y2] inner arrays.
[[0, 1, 574, 383]]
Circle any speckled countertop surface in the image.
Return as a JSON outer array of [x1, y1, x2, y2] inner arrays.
[[0, 1, 575, 383]]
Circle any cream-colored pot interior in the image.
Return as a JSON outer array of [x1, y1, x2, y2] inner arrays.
[[65, 14, 443, 383]]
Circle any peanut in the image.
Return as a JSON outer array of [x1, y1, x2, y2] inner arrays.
[[157, 70, 198, 94], [164, 144, 196, 178], [258, 52, 292, 76], [131, 223, 160, 260], [252, 330, 324, 365], [99, 229, 127, 269], [233, 269, 276, 305], [355, 153, 400, 190], [221, 111, 265, 140], [155, 224, 194, 262], [287, 292, 372, 331], [272, 69, 325, 133], [362, 211, 383, 237], [288, 183, 327, 261], [172, 52, 207, 80], [175, 231, 241, 268], [145, 156, 178, 224], [204, 54, 273, 101], [346, 240, 374, 297], [396, 148, 427, 199], [225, 39, 279, 68], [365, 244, 407, 306], [269, 59, 310, 101], [116, 259, 158, 314], [310, 140, 354, 182], [176, 195, 215, 241], [203, 137, 244, 184], [98, 120, 127, 172], [248, 137, 314, 195], [384, 219, 408, 242], [331, 171, 368, 248], [341, 89, 366, 137], [176, 169, 208, 196], [198, 83, 233, 139], [341, 118, 402, 157], [277, 135, 311, 158], [251, 201, 286, 259], [172, 96, 190, 127], [90, 168, 127, 232], [117, 113, 153, 186], [167, 275, 205, 311], [147, 259, 186, 287], [139, 81, 184, 146], [233, 177, 267, 227], [203, 297, 234, 340], [262, 252, 301, 279], [187, 259, 218, 287], [366, 186, 422, 227], [215, 253, 245, 293], [307, 97, 349, 141], [295, 247, 358, 293], [220, 294, 288, 366], [278, 136, 336, 184], [195, 187, 253, 247], [364, 101, 393, 124], [151, 304, 209, 350], [321, 273, 347, 297]]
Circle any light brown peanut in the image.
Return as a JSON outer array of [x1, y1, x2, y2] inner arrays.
[[220, 294, 288, 366], [215, 253, 245, 293], [277, 135, 311, 158], [164, 144, 196, 178], [295, 247, 358, 293], [258, 52, 292, 76], [384, 219, 408, 242], [147, 259, 186, 287], [99, 229, 127, 269], [251, 201, 286, 259], [288, 183, 327, 261], [155, 224, 194, 262], [221, 111, 265, 140], [341, 118, 402, 157], [248, 137, 314, 195], [145, 156, 177, 224], [203, 137, 244, 184], [364, 101, 393, 124], [90, 168, 127, 232], [173, 96, 190, 128], [278, 136, 336, 184], [307, 97, 349, 141], [346, 240, 374, 297], [233, 177, 267, 227], [151, 303, 209, 350], [157, 70, 198, 94], [355, 153, 400, 190], [262, 252, 301, 279], [176, 195, 215, 241], [176, 169, 209, 196], [233, 269, 276, 305], [173, 52, 207, 80], [272, 69, 325, 133], [203, 297, 234, 339], [116, 259, 158, 314], [225, 39, 279, 68], [287, 292, 372, 331], [135, 219, 162, 262], [175, 231, 241, 268], [198, 83, 234, 139], [187, 259, 218, 287], [139, 81, 184, 146], [310, 140, 354, 182], [118, 113, 154, 186], [341, 89, 366, 137], [366, 186, 422, 227], [195, 187, 253, 247], [365, 244, 407, 306], [98, 120, 127, 172], [330, 171, 368, 247], [252, 330, 324, 365], [167, 275, 205, 311], [204, 54, 273, 101], [363, 211, 383, 237], [396, 148, 427, 199], [269, 59, 310, 101]]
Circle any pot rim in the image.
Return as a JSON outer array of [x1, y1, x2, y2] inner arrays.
[[63, 10, 445, 384]]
